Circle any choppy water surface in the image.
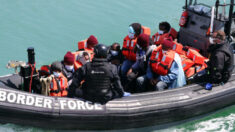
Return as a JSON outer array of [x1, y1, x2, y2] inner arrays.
[[1, 0, 235, 131]]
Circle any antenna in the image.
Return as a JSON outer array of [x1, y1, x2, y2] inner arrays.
[[215, 0, 220, 19], [223, 0, 226, 19], [210, 6, 215, 34]]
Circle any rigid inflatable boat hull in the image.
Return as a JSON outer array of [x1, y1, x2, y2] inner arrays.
[[0, 74, 235, 130]]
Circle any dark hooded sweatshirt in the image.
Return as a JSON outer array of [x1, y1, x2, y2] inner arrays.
[[207, 42, 234, 83]]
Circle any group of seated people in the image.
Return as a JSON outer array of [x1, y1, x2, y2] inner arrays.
[[38, 21, 234, 104]]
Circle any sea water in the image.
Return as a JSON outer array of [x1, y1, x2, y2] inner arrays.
[[1, 0, 235, 131]]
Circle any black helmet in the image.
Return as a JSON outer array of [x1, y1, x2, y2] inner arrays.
[[94, 44, 108, 58]]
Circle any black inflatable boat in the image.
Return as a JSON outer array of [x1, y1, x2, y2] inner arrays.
[[0, 73, 235, 130]]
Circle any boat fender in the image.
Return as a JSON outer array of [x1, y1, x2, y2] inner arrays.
[[179, 10, 188, 27]]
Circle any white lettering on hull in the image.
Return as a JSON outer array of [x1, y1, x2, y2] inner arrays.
[[0, 91, 6, 101], [0, 90, 103, 111], [7, 93, 16, 103], [59, 100, 103, 111], [26, 96, 34, 106]]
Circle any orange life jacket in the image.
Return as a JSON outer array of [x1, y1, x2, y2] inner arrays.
[[77, 36, 97, 53], [178, 54, 194, 71], [186, 48, 205, 65], [77, 39, 95, 58], [185, 47, 207, 78], [152, 33, 169, 46], [122, 35, 137, 61], [149, 45, 176, 76], [78, 39, 88, 51], [185, 63, 207, 78], [72, 50, 92, 70], [122, 26, 151, 61], [141, 26, 151, 36], [72, 51, 89, 71], [152, 28, 178, 46], [171, 42, 208, 78], [50, 74, 68, 97], [172, 41, 183, 54]]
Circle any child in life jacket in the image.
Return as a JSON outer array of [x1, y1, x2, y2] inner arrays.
[[152, 21, 178, 45], [49, 61, 68, 97], [136, 39, 186, 92]]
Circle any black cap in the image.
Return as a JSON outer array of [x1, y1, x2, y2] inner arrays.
[[94, 44, 108, 58], [51, 61, 62, 72]]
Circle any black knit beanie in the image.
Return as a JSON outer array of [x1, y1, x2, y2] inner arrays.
[[130, 23, 142, 36]]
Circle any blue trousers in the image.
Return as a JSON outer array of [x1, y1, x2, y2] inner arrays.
[[136, 75, 167, 92]]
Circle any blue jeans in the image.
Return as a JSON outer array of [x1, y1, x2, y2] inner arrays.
[[155, 81, 167, 91], [121, 60, 135, 76], [120, 60, 135, 87], [136, 75, 167, 92]]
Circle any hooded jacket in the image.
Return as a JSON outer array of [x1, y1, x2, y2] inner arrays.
[[207, 42, 234, 83]]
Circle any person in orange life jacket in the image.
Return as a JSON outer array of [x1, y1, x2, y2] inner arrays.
[[126, 34, 157, 79], [86, 35, 98, 50], [136, 39, 186, 92], [82, 35, 98, 59], [121, 23, 142, 86], [204, 30, 234, 84], [73, 35, 97, 70], [61, 51, 75, 86], [50, 61, 68, 97], [68, 44, 127, 104], [152, 21, 178, 45], [124, 34, 157, 92]]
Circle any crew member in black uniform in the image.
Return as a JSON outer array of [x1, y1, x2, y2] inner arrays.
[[207, 30, 234, 84], [68, 44, 124, 104]]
